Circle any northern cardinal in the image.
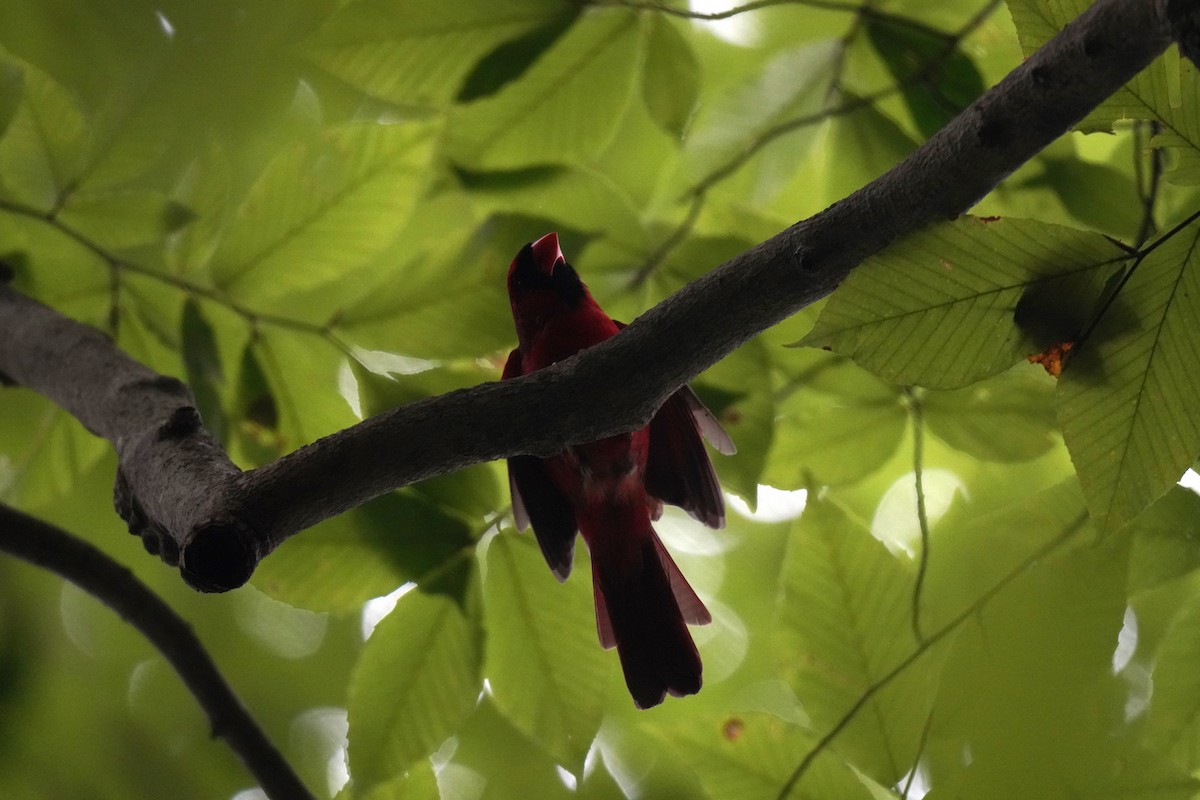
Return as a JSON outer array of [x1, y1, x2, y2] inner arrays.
[[502, 232, 734, 708]]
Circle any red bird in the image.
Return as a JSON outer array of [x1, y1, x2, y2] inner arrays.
[[502, 232, 734, 708]]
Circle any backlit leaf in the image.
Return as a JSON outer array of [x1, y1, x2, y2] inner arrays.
[[483, 533, 608, 773], [1059, 219, 1200, 535], [347, 587, 482, 792], [448, 11, 643, 170], [801, 217, 1128, 388]]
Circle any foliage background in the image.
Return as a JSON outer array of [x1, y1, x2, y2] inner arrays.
[[2, 0, 1200, 798]]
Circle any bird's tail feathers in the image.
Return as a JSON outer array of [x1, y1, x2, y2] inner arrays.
[[591, 528, 710, 709]]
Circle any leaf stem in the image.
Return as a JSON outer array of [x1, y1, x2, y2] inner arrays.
[[904, 386, 930, 644]]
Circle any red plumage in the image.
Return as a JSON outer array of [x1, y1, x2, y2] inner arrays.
[[502, 233, 734, 708]]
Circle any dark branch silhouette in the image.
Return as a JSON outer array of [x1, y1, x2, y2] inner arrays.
[[0, 503, 316, 800], [0, 0, 1191, 595]]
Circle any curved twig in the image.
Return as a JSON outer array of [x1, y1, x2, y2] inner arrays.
[[0, 503, 316, 800]]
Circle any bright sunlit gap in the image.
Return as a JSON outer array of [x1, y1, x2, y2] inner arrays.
[[872, 469, 966, 558], [1112, 606, 1153, 723], [896, 761, 932, 800], [230, 789, 267, 800], [1179, 468, 1200, 494], [726, 484, 808, 522], [555, 764, 578, 791], [154, 10, 175, 39], [290, 707, 350, 797], [688, 0, 761, 45], [235, 586, 328, 659], [361, 582, 417, 639], [1112, 605, 1139, 674]]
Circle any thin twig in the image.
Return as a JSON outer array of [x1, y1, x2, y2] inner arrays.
[[631, 0, 1003, 284], [693, 0, 1002, 196], [0, 198, 348, 350], [1133, 120, 1163, 248], [1074, 206, 1200, 354], [0, 503, 316, 800], [627, 192, 707, 289], [775, 512, 1087, 799], [905, 386, 930, 644], [899, 711, 934, 799]]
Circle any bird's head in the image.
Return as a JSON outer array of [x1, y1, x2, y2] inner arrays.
[[507, 232, 589, 346]]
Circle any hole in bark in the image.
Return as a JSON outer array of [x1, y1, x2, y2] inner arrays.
[[181, 523, 256, 592]]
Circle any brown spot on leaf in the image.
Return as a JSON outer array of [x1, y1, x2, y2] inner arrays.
[[723, 718, 745, 741], [1027, 341, 1076, 377]]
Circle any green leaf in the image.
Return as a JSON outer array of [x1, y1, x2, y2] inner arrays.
[[1009, 0, 1200, 180], [1149, 54, 1200, 185], [924, 509, 1137, 795], [57, 190, 193, 250], [230, 341, 285, 467], [796, 102, 918, 212], [1059, 220, 1200, 535], [654, 712, 886, 800], [866, 16, 984, 140], [306, 0, 566, 108], [699, 338, 773, 504], [482, 532, 608, 772], [356, 760, 440, 800], [776, 494, 947, 785], [1144, 585, 1200, 765], [801, 217, 1128, 388], [0, 59, 22, 142], [641, 15, 700, 139], [0, 54, 89, 209], [439, 697, 577, 799], [211, 121, 438, 313], [180, 299, 228, 446], [458, 164, 645, 247], [1127, 487, 1200, 594], [333, 217, 521, 359], [0, 390, 107, 507], [765, 352, 905, 488], [1034, 156, 1143, 240], [347, 587, 482, 793], [683, 40, 837, 198], [168, 142, 234, 277], [253, 329, 360, 446], [253, 491, 474, 613], [0, 212, 109, 320], [927, 740, 1198, 800], [923, 365, 1058, 462], [448, 10, 643, 169]]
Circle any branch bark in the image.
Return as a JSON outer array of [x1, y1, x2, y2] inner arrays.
[[0, 0, 1194, 592], [0, 503, 316, 800]]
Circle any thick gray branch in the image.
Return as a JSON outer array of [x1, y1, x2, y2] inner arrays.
[[0, 0, 1191, 591]]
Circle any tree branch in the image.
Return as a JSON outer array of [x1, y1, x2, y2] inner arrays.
[[0, 0, 1191, 592], [0, 503, 316, 800]]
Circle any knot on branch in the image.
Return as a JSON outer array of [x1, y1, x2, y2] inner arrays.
[[181, 518, 258, 593], [114, 467, 179, 566], [974, 105, 1012, 149], [159, 406, 202, 440]]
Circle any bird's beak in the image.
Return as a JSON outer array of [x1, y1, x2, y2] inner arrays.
[[530, 232, 565, 275]]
